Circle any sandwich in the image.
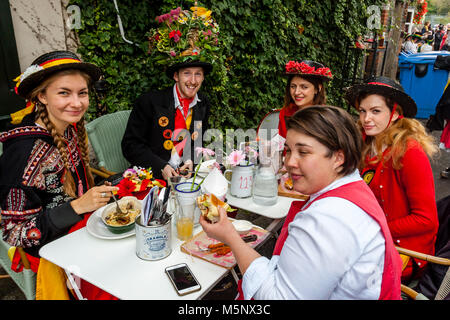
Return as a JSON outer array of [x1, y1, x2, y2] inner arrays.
[[196, 193, 236, 223]]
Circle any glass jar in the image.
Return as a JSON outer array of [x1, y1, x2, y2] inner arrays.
[[252, 163, 278, 205]]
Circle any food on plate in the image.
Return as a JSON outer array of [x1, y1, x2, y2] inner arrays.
[[196, 193, 236, 223], [206, 234, 257, 256], [104, 198, 141, 226]]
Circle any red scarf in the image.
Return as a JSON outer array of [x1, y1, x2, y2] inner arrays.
[[174, 85, 194, 156]]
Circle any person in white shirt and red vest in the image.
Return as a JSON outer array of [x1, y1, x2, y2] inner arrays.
[[122, 5, 221, 181], [201, 105, 403, 300]]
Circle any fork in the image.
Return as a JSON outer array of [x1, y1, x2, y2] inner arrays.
[[111, 193, 126, 217]]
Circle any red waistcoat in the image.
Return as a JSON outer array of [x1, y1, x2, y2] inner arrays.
[[239, 180, 402, 300]]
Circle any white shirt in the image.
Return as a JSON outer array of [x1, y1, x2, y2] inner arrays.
[[168, 84, 201, 168], [421, 43, 432, 53], [242, 170, 385, 300], [403, 40, 417, 54]]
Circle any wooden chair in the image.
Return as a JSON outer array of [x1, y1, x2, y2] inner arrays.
[[396, 195, 450, 300], [397, 246, 450, 300], [86, 110, 131, 179]]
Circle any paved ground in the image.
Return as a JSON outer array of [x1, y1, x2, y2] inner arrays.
[[1, 123, 449, 300]]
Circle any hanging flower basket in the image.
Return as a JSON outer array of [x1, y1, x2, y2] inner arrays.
[[413, 1, 428, 25]]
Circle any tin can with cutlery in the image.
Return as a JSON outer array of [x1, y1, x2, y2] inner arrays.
[[135, 214, 172, 261]]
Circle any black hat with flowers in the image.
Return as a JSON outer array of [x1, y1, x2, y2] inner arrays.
[[345, 76, 417, 118], [14, 50, 102, 98], [284, 60, 333, 81], [148, 4, 220, 78]]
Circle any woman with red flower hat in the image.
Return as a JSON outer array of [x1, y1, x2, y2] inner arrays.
[[277, 60, 332, 138], [346, 76, 439, 283]]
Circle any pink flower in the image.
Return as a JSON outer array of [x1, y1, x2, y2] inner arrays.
[[227, 150, 245, 166], [170, 50, 176, 57], [195, 147, 215, 158], [245, 146, 258, 159], [123, 168, 137, 179]]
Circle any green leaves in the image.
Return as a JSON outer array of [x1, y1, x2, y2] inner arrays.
[[71, 0, 383, 127]]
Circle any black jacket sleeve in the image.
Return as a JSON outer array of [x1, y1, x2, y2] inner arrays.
[[121, 91, 169, 175]]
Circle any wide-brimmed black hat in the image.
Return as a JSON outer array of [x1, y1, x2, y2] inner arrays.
[[14, 50, 102, 98], [165, 60, 213, 78], [284, 59, 333, 81], [345, 76, 417, 118]]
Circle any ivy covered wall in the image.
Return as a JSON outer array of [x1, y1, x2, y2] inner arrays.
[[70, 0, 386, 129]]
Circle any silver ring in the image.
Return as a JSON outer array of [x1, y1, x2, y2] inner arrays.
[[101, 192, 107, 198]]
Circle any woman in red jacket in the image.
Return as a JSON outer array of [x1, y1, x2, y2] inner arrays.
[[346, 76, 439, 282]]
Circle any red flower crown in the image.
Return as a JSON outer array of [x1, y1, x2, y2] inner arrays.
[[285, 61, 333, 79]]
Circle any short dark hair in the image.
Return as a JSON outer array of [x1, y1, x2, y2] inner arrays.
[[286, 105, 362, 176]]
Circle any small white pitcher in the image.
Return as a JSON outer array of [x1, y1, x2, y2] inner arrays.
[[224, 163, 254, 198]]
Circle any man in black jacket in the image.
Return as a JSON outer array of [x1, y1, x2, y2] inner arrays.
[[121, 61, 212, 180]]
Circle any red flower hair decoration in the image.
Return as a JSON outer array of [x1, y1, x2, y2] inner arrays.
[[285, 61, 333, 79]]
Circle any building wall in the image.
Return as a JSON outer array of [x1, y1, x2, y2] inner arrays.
[[9, 0, 76, 72]]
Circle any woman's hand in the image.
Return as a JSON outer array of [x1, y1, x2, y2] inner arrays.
[[70, 185, 118, 214], [161, 164, 178, 180], [178, 160, 193, 179], [199, 206, 240, 245]]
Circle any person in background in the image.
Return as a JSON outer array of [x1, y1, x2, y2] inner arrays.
[[201, 106, 402, 300], [421, 34, 434, 53], [0, 50, 118, 299], [346, 76, 439, 283], [277, 59, 332, 138], [439, 27, 449, 51], [402, 34, 419, 54], [421, 21, 431, 35], [434, 24, 445, 51]]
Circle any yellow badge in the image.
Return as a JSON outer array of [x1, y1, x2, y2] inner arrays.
[[158, 116, 169, 127], [362, 170, 375, 185], [163, 140, 173, 150]]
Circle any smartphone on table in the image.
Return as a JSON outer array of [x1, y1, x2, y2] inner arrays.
[[165, 263, 201, 296]]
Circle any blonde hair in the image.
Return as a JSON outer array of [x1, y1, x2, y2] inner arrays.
[[30, 69, 95, 197], [358, 98, 438, 170]]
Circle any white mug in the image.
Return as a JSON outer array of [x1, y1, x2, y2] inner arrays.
[[224, 163, 254, 198]]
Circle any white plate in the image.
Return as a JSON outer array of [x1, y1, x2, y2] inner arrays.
[[86, 204, 136, 240]]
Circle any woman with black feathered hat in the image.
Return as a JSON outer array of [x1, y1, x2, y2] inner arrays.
[[346, 76, 439, 283], [0, 50, 118, 299]]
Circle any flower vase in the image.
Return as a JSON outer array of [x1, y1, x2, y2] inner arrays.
[[224, 163, 254, 198]]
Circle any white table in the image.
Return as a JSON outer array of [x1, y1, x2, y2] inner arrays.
[[39, 222, 230, 300]]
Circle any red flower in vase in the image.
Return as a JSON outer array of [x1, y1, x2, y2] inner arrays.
[[117, 178, 137, 198]]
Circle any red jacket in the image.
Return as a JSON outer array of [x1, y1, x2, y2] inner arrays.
[[361, 139, 439, 279]]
